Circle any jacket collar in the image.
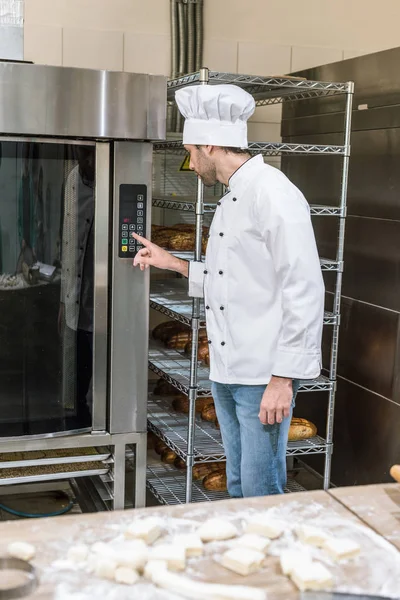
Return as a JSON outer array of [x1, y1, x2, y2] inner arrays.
[[227, 154, 264, 191]]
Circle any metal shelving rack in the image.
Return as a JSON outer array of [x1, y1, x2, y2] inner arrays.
[[147, 67, 354, 504]]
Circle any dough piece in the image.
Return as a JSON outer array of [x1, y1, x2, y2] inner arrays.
[[125, 517, 161, 544], [197, 518, 238, 542], [279, 549, 313, 576], [114, 540, 149, 570], [220, 548, 265, 576], [322, 537, 361, 561], [232, 534, 270, 554], [144, 559, 168, 580], [173, 533, 204, 557], [93, 557, 118, 580], [7, 541, 36, 562], [151, 543, 186, 571], [91, 541, 114, 556], [245, 514, 285, 539], [295, 524, 330, 548], [290, 561, 333, 591], [115, 566, 139, 585], [67, 544, 89, 563], [149, 562, 267, 600]]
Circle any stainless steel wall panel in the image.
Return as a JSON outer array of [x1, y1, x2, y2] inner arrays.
[[283, 47, 400, 487], [0, 63, 166, 141], [284, 47, 400, 120], [341, 216, 400, 312], [330, 378, 400, 486], [337, 298, 398, 402]]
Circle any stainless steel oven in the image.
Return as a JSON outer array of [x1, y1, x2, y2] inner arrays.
[[0, 62, 166, 509]]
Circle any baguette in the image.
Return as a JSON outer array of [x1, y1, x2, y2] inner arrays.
[[161, 449, 178, 464]]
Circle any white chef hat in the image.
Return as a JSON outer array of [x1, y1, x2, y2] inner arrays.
[[175, 84, 255, 148]]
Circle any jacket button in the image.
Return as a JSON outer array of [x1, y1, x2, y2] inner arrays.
[[233, 197, 237, 202], [204, 270, 208, 275], [206, 305, 210, 310], [217, 201, 221, 206], [219, 232, 224, 237], [221, 341, 226, 346], [208, 340, 212, 344], [219, 270, 223, 275], [220, 306, 224, 310]]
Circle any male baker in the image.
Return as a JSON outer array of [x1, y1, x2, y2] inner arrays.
[[133, 84, 324, 497]]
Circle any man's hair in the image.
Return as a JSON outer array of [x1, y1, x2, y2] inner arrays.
[[196, 145, 250, 156], [221, 147, 250, 155]]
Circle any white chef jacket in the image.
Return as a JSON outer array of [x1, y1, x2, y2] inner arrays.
[[188, 154, 325, 385]]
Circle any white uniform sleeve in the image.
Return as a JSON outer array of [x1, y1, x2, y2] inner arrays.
[[188, 261, 205, 298], [258, 183, 325, 380]]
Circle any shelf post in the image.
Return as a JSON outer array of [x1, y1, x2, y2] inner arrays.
[[185, 67, 209, 502], [324, 81, 354, 490]]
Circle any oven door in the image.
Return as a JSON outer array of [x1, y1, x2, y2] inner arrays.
[[0, 138, 109, 437]]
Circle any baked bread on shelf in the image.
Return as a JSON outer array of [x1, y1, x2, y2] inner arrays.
[[289, 418, 317, 441]]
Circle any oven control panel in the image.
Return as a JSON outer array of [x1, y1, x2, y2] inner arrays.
[[118, 184, 147, 258]]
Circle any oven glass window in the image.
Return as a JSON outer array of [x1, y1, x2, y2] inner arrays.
[[0, 142, 95, 436]]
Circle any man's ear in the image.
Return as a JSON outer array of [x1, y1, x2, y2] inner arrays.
[[203, 145, 214, 157]]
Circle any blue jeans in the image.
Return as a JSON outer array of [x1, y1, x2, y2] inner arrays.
[[211, 381, 300, 498]]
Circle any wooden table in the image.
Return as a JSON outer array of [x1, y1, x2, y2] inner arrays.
[[0, 485, 399, 599], [329, 483, 400, 551]]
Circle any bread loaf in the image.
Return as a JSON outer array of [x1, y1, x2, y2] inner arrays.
[[288, 418, 317, 441], [192, 462, 225, 481], [203, 469, 227, 491], [153, 378, 179, 396], [172, 396, 214, 415], [154, 439, 169, 455], [166, 330, 191, 350], [147, 431, 157, 450], [152, 321, 188, 341], [201, 403, 217, 423], [174, 457, 187, 470], [161, 449, 178, 464]]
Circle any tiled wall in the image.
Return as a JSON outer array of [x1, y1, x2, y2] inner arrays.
[[23, 0, 400, 139]]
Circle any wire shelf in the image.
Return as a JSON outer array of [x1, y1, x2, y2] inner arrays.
[[150, 279, 337, 327], [153, 140, 346, 157], [148, 341, 333, 395], [167, 71, 350, 106], [152, 197, 217, 213], [148, 395, 328, 462], [150, 278, 206, 327], [152, 196, 343, 218], [147, 462, 306, 505], [148, 395, 224, 462]]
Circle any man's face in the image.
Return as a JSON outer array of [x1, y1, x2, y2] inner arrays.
[[185, 145, 217, 187]]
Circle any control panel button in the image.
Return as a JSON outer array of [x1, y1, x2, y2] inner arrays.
[[129, 246, 135, 252], [129, 231, 136, 237], [122, 246, 128, 252], [137, 210, 143, 216], [137, 217, 143, 223], [122, 238, 128, 244], [129, 224, 135, 230], [122, 224, 128, 230], [137, 225, 143, 231], [137, 202, 144, 209], [137, 195, 144, 202]]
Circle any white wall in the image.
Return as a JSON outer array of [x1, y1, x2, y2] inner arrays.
[[23, 0, 400, 136]]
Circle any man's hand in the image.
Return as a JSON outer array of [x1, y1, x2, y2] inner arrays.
[[132, 233, 189, 276], [259, 376, 293, 425]]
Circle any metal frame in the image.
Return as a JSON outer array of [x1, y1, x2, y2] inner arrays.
[[147, 67, 354, 504], [0, 432, 147, 510]]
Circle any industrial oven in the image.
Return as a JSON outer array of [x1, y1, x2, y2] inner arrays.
[[0, 61, 166, 509]]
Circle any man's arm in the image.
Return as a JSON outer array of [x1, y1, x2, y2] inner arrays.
[[257, 189, 325, 425]]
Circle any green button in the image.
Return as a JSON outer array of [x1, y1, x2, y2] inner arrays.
[[122, 238, 128, 244]]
